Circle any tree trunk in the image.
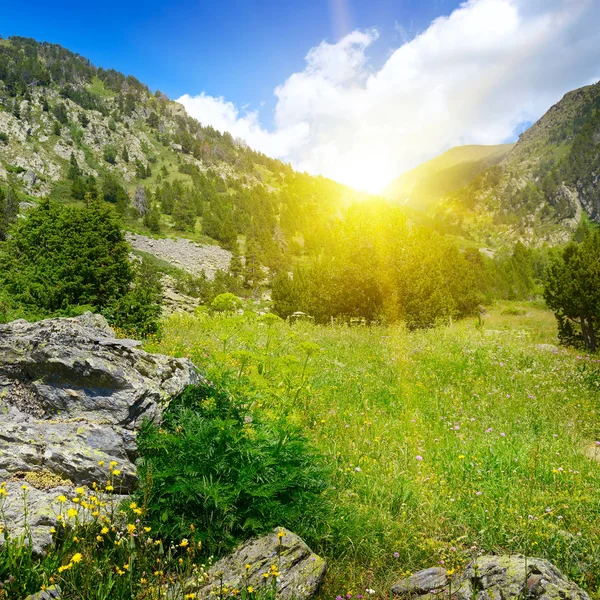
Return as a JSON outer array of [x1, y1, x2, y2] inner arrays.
[[587, 317, 597, 353]]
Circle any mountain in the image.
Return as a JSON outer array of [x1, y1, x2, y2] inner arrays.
[[383, 143, 514, 211], [0, 35, 367, 274], [427, 81, 600, 244]]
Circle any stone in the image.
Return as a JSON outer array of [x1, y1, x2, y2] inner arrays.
[[391, 567, 448, 596], [0, 312, 200, 428], [22, 169, 37, 187], [391, 556, 590, 600], [193, 528, 326, 600], [126, 233, 231, 279], [25, 586, 62, 600], [0, 312, 202, 553]]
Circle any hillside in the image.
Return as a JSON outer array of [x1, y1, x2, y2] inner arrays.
[[383, 143, 513, 211], [0, 36, 366, 277], [429, 81, 600, 244]]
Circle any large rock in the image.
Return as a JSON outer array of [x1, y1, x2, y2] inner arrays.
[[391, 555, 590, 600], [192, 528, 326, 600], [0, 313, 201, 552], [391, 568, 447, 597]]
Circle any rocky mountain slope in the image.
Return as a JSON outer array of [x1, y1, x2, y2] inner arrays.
[[0, 36, 368, 282], [426, 81, 600, 244]]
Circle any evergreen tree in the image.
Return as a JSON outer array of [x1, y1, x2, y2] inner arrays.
[[67, 152, 81, 180], [102, 174, 129, 214], [122, 146, 129, 163], [0, 198, 131, 315], [545, 230, 600, 352], [52, 102, 69, 124], [103, 144, 117, 164], [172, 198, 195, 231], [143, 203, 162, 234]]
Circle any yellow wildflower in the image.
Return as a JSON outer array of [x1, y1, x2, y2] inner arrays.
[[71, 553, 83, 564]]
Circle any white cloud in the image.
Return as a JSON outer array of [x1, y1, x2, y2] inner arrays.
[[178, 0, 600, 192]]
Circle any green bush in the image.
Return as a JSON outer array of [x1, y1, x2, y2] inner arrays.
[[210, 292, 242, 313], [136, 382, 330, 554], [103, 143, 117, 164]]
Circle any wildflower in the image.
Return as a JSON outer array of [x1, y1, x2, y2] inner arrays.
[[50, 527, 56, 534], [98, 460, 105, 466], [277, 530, 285, 539], [355, 466, 361, 472], [58, 564, 72, 573], [140, 578, 148, 584], [180, 538, 189, 547], [112, 469, 122, 476], [67, 508, 78, 518], [416, 455, 423, 461], [366, 589, 375, 595], [71, 553, 83, 563], [458, 455, 465, 459], [247, 587, 254, 593], [245, 564, 252, 570], [393, 552, 400, 558], [75, 487, 85, 495], [185, 594, 197, 599], [109, 461, 118, 468], [144, 526, 152, 533], [97, 535, 103, 542], [129, 502, 138, 510], [127, 524, 136, 534], [105, 485, 114, 492]]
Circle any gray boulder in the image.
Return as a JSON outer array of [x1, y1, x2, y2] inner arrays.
[[25, 586, 62, 600], [391, 555, 590, 600], [0, 313, 201, 552], [191, 528, 326, 600], [391, 567, 447, 597]]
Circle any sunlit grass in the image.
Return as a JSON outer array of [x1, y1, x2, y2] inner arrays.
[[145, 302, 600, 598]]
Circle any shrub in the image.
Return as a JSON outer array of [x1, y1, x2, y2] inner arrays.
[[136, 382, 330, 554], [0, 132, 8, 144], [103, 143, 117, 164], [210, 292, 242, 313]]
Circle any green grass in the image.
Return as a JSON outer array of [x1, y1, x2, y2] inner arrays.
[[145, 302, 600, 598]]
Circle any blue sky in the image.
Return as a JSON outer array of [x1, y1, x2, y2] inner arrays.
[[0, 0, 462, 122], [2, 1, 599, 191]]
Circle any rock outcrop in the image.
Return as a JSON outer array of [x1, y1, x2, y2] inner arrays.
[[0, 313, 200, 552], [391, 555, 590, 600], [192, 528, 326, 600]]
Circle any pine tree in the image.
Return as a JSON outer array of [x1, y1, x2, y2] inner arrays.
[[143, 203, 162, 234], [122, 147, 129, 163], [67, 152, 81, 180], [545, 230, 600, 352]]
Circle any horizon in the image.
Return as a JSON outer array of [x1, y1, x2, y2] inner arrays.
[[2, 0, 600, 192]]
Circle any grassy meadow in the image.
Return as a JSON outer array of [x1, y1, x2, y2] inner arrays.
[[145, 301, 600, 598]]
